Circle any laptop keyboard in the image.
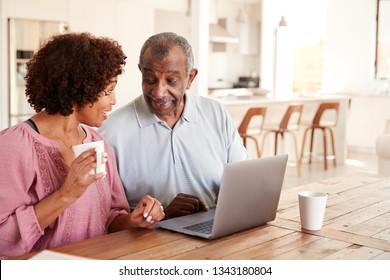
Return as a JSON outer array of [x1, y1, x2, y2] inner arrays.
[[183, 219, 214, 234]]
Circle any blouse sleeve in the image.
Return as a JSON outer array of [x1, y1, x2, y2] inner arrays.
[[0, 127, 44, 259], [102, 139, 130, 229]]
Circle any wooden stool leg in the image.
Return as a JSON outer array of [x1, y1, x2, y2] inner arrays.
[[322, 128, 328, 170], [300, 128, 310, 164], [309, 128, 315, 164], [274, 132, 279, 155], [253, 136, 261, 158], [328, 128, 337, 167], [258, 136, 263, 158], [261, 131, 271, 157], [291, 132, 301, 176]]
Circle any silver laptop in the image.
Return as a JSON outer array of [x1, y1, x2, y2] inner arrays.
[[156, 154, 288, 239]]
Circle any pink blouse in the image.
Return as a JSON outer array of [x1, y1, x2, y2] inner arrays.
[[0, 122, 130, 259]]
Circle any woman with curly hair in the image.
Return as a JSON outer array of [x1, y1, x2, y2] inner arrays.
[[0, 32, 164, 259]]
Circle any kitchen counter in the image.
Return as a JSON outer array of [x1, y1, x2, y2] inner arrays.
[[208, 87, 269, 98], [210, 93, 347, 105], [212, 94, 350, 166], [343, 94, 390, 153]]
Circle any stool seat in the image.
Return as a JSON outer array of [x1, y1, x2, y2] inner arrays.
[[300, 102, 339, 170], [238, 107, 267, 157], [261, 104, 303, 176]]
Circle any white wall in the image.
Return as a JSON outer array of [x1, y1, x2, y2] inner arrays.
[[260, 0, 379, 96], [322, 0, 378, 94], [68, 0, 163, 113], [322, 0, 389, 153]]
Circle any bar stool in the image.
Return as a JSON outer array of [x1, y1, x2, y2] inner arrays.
[[300, 102, 339, 170], [238, 107, 267, 157], [261, 104, 303, 175]]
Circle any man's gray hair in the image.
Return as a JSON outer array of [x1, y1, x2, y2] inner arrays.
[[139, 32, 194, 74]]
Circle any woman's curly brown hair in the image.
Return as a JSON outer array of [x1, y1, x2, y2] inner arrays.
[[25, 32, 126, 116]]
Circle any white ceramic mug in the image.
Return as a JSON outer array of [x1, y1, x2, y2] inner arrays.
[[298, 191, 328, 230], [72, 140, 105, 175]]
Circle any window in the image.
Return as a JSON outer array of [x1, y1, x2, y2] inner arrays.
[[376, 0, 390, 80], [289, 0, 326, 96]]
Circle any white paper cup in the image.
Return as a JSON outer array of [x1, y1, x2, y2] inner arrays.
[[298, 191, 328, 230], [72, 140, 105, 175]]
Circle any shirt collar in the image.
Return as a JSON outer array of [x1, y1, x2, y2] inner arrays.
[[181, 94, 198, 123], [134, 94, 198, 128]]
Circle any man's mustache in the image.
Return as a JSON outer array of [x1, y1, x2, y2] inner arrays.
[[145, 93, 175, 103]]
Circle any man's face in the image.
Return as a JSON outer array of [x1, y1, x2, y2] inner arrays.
[[139, 46, 197, 121]]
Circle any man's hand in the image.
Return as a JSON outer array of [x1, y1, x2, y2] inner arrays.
[[164, 193, 208, 220]]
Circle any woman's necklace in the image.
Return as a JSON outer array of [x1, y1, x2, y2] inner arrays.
[[40, 111, 81, 150]]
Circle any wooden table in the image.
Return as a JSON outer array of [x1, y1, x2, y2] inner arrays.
[[15, 172, 390, 260]]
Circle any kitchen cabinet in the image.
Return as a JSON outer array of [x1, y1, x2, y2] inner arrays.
[[346, 95, 390, 153]]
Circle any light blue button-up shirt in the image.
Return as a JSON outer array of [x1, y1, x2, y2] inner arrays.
[[99, 94, 249, 208]]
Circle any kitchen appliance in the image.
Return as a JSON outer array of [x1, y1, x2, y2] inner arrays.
[[233, 76, 260, 88], [8, 18, 68, 126]]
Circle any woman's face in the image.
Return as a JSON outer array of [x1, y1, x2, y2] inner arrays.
[[76, 77, 118, 127]]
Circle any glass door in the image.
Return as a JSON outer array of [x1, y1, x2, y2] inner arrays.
[[8, 18, 68, 126]]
